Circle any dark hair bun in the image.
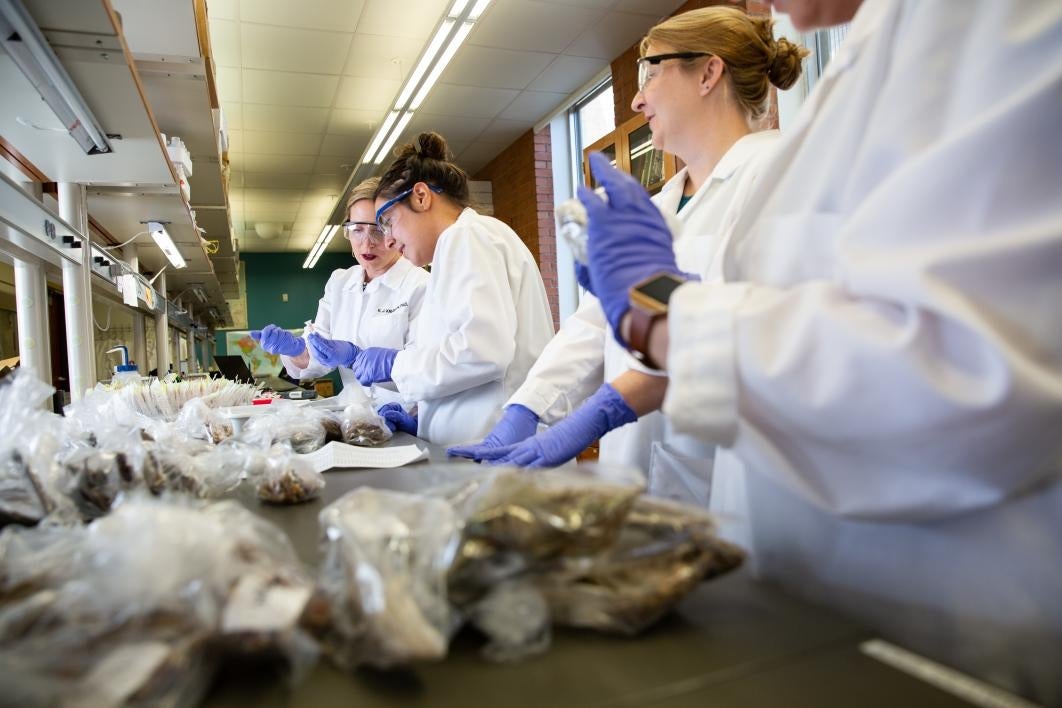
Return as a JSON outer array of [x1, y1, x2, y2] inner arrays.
[[378, 130, 469, 206], [767, 36, 807, 90]]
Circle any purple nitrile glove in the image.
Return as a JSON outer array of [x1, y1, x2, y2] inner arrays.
[[378, 402, 418, 436], [580, 152, 684, 344], [446, 404, 540, 461], [482, 383, 637, 468], [352, 347, 398, 385], [250, 324, 306, 357], [306, 332, 361, 368], [574, 262, 594, 294]]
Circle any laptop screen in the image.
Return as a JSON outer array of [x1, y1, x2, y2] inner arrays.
[[212, 355, 256, 384]]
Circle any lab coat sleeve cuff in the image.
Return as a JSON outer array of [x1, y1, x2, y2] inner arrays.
[[663, 282, 749, 446], [506, 386, 557, 423]]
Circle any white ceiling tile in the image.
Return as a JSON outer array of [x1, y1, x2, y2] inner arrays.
[[309, 174, 348, 190], [498, 89, 568, 122], [214, 66, 242, 102], [243, 188, 306, 204], [441, 46, 556, 90], [240, 153, 318, 174], [221, 102, 242, 130], [243, 173, 312, 189], [240, 24, 351, 74], [319, 133, 369, 157], [418, 85, 519, 118], [242, 69, 339, 107], [240, 0, 366, 32], [536, 0, 617, 8], [343, 33, 424, 80], [207, 0, 237, 20], [613, 0, 686, 18], [241, 131, 324, 156], [326, 108, 382, 137], [468, 0, 603, 53], [477, 118, 532, 145], [407, 113, 492, 144], [209, 19, 242, 67], [226, 129, 243, 153], [565, 11, 656, 60], [242, 104, 330, 133], [242, 203, 300, 220], [455, 142, 510, 175], [528, 55, 607, 94], [313, 154, 359, 176], [334, 76, 401, 111], [358, 0, 450, 39]]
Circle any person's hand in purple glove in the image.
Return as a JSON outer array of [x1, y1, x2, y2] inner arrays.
[[352, 347, 398, 385], [250, 324, 306, 357], [574, 262, 594, 294], [378, 403, 418, 435], [447, 404, 540, 461], [306, 332, 360, 368], [580, 152, 686, 344], [479, 383, 637, 468]]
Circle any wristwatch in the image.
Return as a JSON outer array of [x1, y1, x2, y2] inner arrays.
[[627, 272, 687, 370]]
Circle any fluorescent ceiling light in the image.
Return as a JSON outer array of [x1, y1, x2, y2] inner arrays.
[[410, 21, 474, 110], [394, 20, 454, 109], [0, 0, 113, 155], [373, 111, 415, 165], [148, 221, 187, 269], [448, 0, 469, 17], [469, 0, 493, 20], [361, 110, 400, 167], [303, 224, 338, 269], [191, 285, 208, 303]]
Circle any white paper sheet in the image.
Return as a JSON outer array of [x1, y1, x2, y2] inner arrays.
[[303, 440, 429, 473]]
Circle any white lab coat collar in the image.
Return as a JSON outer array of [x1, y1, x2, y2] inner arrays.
[[341, 257, 416, 294], [657, 130, 780, 217]]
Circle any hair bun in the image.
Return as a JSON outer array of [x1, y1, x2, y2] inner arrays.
[[416, 131, 449, 161], [767, 36, 808, 90]]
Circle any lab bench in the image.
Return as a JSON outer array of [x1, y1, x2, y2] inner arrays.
[[205, 434, 971, 708]]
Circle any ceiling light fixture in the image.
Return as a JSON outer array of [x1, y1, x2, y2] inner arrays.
[[303, 224, 338, 269], [147, 221, 187, 269], [304, 0, 494, 267], [0, 0, 114, 155]]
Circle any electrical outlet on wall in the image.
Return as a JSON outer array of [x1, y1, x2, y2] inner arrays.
[[282, 293, 288, 302]]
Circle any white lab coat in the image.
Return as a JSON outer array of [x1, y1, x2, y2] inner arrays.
[[508, 131, 780, 505], [663, 0, 1062, 702], [390, 208, 554, 446], [283, 258, 429, 405]]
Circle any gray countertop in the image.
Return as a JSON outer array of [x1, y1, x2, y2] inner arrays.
[[205, 434, 970, 707]]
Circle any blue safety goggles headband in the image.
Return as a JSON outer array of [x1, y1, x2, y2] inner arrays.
[[375, 184, 445, 230]]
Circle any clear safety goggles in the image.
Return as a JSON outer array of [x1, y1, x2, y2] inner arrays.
[[636, 52, 711, 92], [375, 184, 444, 237], [342, 221, 385, 243]]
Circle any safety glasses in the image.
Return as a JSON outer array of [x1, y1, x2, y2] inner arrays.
[[636, 52, 711, 92], [342, 221, 385, 243], [375, 184, 444, 237]]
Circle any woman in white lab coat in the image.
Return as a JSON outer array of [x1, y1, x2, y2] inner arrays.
[[250, 177, 429, 405], [329, 131, 554, 446], [450, 8, 807, 506], [580, 0, 1062, 702]]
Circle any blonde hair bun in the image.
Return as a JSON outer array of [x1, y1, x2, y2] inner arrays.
[[767, 36, 807, 90]]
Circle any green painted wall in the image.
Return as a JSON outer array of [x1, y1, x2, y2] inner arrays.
[[216, 251, 354, 392]]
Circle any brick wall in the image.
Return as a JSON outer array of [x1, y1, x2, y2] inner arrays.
[[474, 126, 560, 329]]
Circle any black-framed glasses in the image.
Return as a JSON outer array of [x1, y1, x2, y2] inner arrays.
[[375, 184, 444, 237], [342, 221, 384, 243], [636, 52, 711, 92]]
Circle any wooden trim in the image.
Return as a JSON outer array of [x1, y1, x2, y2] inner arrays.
[[100, 0, 181, 188], [0, 134, 49, 182], [193, 0, 220, 109]]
